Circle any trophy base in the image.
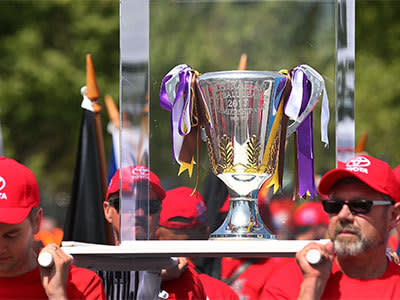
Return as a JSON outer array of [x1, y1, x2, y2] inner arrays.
[[210, 232, 276, 239], [209, 197, 276, 240]]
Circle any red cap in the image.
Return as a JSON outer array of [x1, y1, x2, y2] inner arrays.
[[0, 157, 40, 224], [106, 165, 166, 201], [159, 187, 208, 229], [318, 155, 400, 203], [293, 202, 329, 227], [393, 165, 400, 182], [269, 198, 294, 230]]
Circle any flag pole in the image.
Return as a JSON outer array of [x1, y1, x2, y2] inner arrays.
[[86, 54, 113, 244], [355, 131, 368, 154], [104, 94, 120, 130], [237, 53, 248, 70]]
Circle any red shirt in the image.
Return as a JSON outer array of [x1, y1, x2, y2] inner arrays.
[[0, 265, 106, 299], [221, 257, 287, 300], [161, 263, 207, 300], [198, 272, 238, 300], [185, 259, 238, 300], [262, 258, 400, 300]]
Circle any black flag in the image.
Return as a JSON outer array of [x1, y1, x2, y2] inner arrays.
[[63, 108, 108, 244]]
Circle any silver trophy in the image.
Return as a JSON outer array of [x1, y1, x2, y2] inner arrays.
[[161, 65, 328, 239], [198, 71, 293, 239]]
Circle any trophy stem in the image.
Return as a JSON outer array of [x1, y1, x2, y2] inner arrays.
[[210, 196, 276, 239]]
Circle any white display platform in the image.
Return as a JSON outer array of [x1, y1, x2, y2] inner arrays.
[[62, 239, 329, 270]]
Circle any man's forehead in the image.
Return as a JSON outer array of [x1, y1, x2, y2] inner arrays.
[[329, 178, 382, 198], [0, 218, 29, 232]]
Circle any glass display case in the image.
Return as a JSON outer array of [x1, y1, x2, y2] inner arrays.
[[63, 0, 353, 270]]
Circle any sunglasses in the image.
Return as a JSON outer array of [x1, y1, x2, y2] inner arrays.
[[322, 199, 393, 215], [108, 198, 161, 214]]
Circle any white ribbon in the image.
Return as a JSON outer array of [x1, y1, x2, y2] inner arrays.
[[80, 86, 94, 112], [285, 65, 330, 147], [299, 65, 330, 146], [320, 85, 330, 146], [284, 69, 304, 121]]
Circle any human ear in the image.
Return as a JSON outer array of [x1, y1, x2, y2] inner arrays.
[[389, 202, 400, 229], [33, 208, 42, 234]]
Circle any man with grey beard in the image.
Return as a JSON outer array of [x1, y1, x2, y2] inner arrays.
[[261, 155, 400, 300]]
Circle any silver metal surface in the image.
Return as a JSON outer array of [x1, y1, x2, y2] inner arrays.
[[198, 70, 286, 239], [211, 198, 275, 239]]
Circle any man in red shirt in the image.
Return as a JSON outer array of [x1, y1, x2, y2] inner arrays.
[[104, 165, 167, 243], [262, 154, 400, 299], [157, 186, 238, 300], [0, 157, 105, 299], [103, 167, 207, 300]]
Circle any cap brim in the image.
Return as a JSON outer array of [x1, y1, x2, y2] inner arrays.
[[0, 207, 31, 224], [151, 183, 166, 200], [319, 168, 365, 199], [107, 181, 166, 202]]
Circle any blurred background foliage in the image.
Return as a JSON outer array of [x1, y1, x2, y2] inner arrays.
[[0, 0, 119, 222], [0, 0, 399, 224]]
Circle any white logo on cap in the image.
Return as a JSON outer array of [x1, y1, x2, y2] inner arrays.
[[345, 156, 371, 174], [0, 177, 5, 191], [0, 177, 7, 199], [131, 166, 149, 180]]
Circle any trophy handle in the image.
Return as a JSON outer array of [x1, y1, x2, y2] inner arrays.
[[286, 120, 302, 137], [285, 65, 325, 138]]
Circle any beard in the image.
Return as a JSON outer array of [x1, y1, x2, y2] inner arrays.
[[332, 222, 374, 256]]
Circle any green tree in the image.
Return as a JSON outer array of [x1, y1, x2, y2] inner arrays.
[[0, 0, 119, 221], [356, 0, 400, 165]]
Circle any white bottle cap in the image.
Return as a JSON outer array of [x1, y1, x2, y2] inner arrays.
[[306, 249, 322, 265], [38, 252, 54, 268], [158, 290, 169, 300]]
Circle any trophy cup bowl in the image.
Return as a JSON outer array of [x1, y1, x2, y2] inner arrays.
[[198, 70, 288, 239]]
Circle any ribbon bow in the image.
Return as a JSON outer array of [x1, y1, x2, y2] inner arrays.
[[282, 65, 330, 198], [160, 64, 201, 177]]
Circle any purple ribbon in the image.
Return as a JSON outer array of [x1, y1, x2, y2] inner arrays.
[[297, 113, 316, 197], [296, 73, 316, 197], [177, 71, 192, 136], [159, 65, 193, 163], [160, 74, 173, 110]]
